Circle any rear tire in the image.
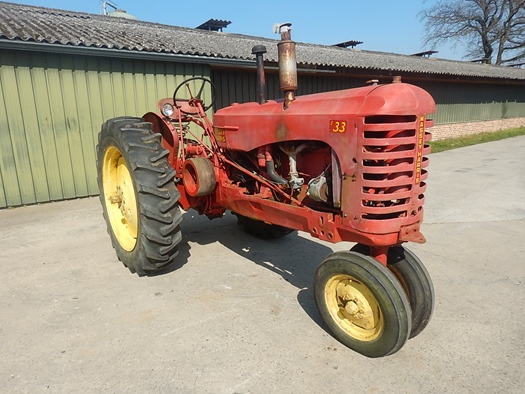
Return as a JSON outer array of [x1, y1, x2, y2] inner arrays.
[[234, 213, 294, 239], [97, 117, 182, 275]]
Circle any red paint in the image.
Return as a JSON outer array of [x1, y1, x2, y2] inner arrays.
[[148, 78, 435, 249]]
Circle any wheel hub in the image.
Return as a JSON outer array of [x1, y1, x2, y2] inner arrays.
[[109, 187, 123, 204], [325, 274, 383, 341], [344, 298, 360, 316], [102, 146, 138, 252], [109, 185, 135, 227], [337, 282, 376, 330]]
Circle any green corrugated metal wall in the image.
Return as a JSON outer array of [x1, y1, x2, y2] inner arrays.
[[213, 68, 525, 125], [212, 69, 366, 108], [0, 49, 209, 208], [417, 80, 525, 124], [2, 50, 524, 208]]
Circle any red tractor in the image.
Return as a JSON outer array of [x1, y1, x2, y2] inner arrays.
[[97, 24, 435, 358]]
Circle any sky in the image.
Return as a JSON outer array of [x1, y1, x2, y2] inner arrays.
[[5, 0, 467, 61]]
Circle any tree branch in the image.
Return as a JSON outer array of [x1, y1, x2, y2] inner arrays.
[[420, 0, 525, 64]]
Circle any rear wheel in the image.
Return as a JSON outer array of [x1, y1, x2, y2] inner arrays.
[[234, 213, 294, 239], [314, 251, 411, 358], [351, 244, 434, 338], [97, 117, 182, 275]]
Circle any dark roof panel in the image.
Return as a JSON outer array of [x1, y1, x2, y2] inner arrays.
[[195, 19, 231, 31], [1, 1, 524, 81], [332, 40, 363, 48]]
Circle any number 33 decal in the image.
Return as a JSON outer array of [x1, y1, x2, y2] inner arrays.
[[330, 120, 347, 133]]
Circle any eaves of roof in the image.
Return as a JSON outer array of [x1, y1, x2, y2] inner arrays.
[[1, 1, 524, 81]]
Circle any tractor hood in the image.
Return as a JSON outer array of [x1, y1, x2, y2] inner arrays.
[[213, 82, 436, 152]]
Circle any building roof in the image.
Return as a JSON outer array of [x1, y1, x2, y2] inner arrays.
[[1, 1, 524, 81]]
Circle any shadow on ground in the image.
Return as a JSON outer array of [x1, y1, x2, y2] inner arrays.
[[165, 209, 337, 330]]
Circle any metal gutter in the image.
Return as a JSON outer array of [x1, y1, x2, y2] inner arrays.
[[1, 39, 524, 82], [0, 39, 338, 75], [0, 39, 255, 67]]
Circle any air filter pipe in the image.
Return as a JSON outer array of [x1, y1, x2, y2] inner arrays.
[[251, 45, 267, 105]]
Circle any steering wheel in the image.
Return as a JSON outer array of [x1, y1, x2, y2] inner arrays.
[[172, 77, 217, 114]]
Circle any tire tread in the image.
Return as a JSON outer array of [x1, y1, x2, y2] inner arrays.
[[97, 116, 182, 276]]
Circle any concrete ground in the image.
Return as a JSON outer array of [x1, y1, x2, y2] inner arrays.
[[1, 136, 524, 393]]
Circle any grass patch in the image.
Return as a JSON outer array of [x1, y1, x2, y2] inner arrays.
[[429, 127, 525, 153]]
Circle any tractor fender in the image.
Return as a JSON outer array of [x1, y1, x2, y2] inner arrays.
[[142, 112, 178, 153]]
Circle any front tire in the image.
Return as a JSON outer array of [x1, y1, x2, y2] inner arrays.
[[313, 251, 411, 358], [351, 244, 435, 338], [97, 117, 182, 275], [386, 247, 434, 338]]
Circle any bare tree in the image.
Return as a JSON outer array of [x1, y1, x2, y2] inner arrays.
[[420, 0, 525, 65]]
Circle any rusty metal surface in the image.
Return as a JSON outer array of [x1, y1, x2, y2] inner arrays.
[[276, 24, 297, 108], [277, 40, 298, 89]]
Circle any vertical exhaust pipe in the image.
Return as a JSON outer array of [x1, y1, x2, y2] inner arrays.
[[274, 22, 297, 109], [251, 45, 267, 105]]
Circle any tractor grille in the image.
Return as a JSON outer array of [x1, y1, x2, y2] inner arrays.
[[354, 115, 432, 233]]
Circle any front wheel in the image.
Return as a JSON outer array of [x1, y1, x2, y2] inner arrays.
[[313, 251, 411, 358], [97, 117, 183, 275], [351, 244, 434, 338]]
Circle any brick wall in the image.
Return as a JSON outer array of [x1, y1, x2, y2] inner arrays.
[[430, 117, 525, 140]]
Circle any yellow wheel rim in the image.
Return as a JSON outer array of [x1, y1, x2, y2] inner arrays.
[[102, 145, 138, 251], [324, 274, 383, 341]]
